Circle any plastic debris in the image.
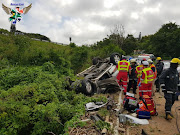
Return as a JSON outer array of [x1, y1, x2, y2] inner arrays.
[[119, 114, 149, 125], [85, 102, 107, 111]]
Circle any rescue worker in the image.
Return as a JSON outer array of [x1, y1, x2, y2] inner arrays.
[[135, 59, 146, 85], [148, 59, 157, 96], [155, 57, 164, 91], [139, 61, 154, 97], [160, 58, 180, 120], [116, 57, 131, 95], [127, 59, 137, 94]]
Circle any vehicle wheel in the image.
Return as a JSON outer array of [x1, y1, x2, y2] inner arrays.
[[70, 80, 81, 92], [110, 53, 121, 65], [81, 79, 96, 96], [92, 57, 101, 65]]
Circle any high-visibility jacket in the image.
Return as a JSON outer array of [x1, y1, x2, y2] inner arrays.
[[136, 65, 144, 78], [141, 68, 154, 84], [117, 60, 130, 72], [150, 64, 157, 79]]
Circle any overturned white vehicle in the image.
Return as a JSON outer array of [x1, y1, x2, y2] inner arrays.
[[70, 53, 122, 95]]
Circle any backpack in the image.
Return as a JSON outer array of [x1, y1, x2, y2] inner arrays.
[[123, 95, 138, 112], [136, 109, 151, 119], [139, 95, 158, 116]]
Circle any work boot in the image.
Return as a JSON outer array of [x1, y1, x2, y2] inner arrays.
[[176, 95, 179, 101], [165, 113, 173, 120], [156, 88, 159, 92], [169, 113, 174, 118]]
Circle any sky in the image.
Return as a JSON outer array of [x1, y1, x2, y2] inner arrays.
[[0, 0, 180, 45]]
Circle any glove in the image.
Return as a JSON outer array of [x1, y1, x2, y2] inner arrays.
[[160, 84, 166, 92], [138, 82, 141, 87]]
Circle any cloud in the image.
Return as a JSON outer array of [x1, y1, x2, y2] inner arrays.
[[1, 0, 180, 45]]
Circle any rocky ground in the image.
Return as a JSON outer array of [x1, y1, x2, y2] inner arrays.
[[136, 92, 180, 135], [69, 89, 180, 135], [119, 88, 180, 135]]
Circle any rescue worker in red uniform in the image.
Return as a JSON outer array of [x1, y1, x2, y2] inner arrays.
[[139, 61, 154, 97], [148, 59, 157, 79], [148, 59, 157, 96], [116, 57, 131, 95], [136, 60, 145, 85]]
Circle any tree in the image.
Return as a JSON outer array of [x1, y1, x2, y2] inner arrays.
[[150, 22, 180, 58], [138, 35, 153, 53], [108, 24, 125, 48], [122, 34, 138, 55]]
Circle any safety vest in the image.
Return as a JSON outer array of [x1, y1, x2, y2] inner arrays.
[[150, 64, 157, 79], [117, 60, 130, 72], [136, 65, 144, 78], [141, 68, 154, 84]]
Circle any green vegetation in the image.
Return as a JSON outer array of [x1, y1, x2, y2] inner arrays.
[[138, 22, 180, 58], [0, 22, 180, 134], [95, 120, 111, 131], [0, 33, 110, 134], [0, 65, 107, 135]]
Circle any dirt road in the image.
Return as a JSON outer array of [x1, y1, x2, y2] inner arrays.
[[138, 92, 180, 135], [127, 89, 180, 135]]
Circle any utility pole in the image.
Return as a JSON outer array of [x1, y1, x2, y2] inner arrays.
[[69, 37, 72, 43], [138, 32, 141, 41]]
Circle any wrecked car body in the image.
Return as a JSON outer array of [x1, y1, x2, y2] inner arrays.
[[70, 53, 122, 95]]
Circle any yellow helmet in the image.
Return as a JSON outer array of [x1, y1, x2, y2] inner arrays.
[[170, 58, 180, 64], [156, 57, 162, 60]]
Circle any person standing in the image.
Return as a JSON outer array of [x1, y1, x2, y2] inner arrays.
[[139, 61, 154, 97], [127, 59, 137, 94], [148, 59, 157, 96], [155, 57, 164, 91], [116, 57, 131, 95], [160, 58, 180, 120], [136, 59, 146, 85]]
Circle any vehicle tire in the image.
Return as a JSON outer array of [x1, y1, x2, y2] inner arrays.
[[110, 53, 121, 65], [81, 79, 96, 96], [70, 80, 81, 92], [92, 57, 101, 65]]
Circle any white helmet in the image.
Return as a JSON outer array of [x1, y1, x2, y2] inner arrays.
[[147, 59, 153, 64], [142, 61, 149, 66], [130, 59, 136, 63]]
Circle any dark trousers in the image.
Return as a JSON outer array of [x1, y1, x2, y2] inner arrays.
[[164, 92, 176, 113], [127, 79, 137, 94], [155, 76, 160, 91]]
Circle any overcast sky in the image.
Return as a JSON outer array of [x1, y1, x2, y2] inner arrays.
[[0, 0, 180, 45]]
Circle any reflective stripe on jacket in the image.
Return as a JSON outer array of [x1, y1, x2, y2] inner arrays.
[[160, 67, 179, 93], [141, 68, 154, 84], [118, 60, 130, 72], [136, 65, 144, 78]]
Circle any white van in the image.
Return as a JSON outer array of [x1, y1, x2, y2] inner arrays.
[[137, 55, 150, 65]]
